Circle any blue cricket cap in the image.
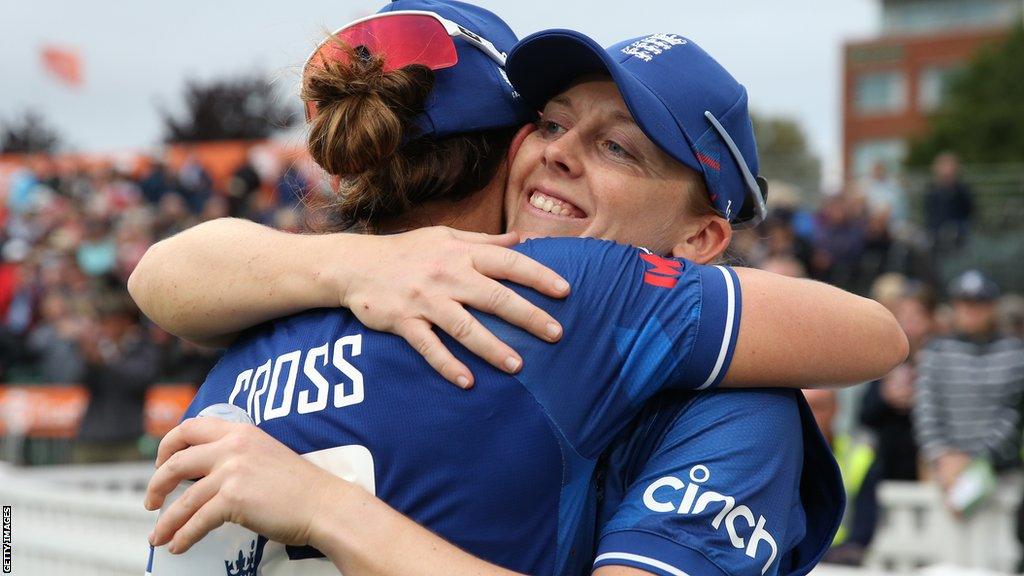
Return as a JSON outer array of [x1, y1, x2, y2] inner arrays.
[[377, 0, 536, 138], [507, 30, 766, 226]]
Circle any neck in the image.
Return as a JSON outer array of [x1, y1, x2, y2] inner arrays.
[[376, 164, 507, 235]]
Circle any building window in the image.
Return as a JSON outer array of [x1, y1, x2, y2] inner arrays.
[[918, 65, 963, 112], [852, 139, 907, 179], [883, 0, 1022, 35], [855, 71, 907, 115]]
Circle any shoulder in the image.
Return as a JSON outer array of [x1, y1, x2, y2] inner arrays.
[[637, 389, 804, 461]]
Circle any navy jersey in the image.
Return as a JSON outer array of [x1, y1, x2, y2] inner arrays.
[[149, 237, 742, 576], [589, 389, 844, 576]]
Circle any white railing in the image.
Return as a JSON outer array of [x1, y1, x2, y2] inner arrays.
[[0, 462, 156, 576], [1, 464, 1020, 576], [867, 479, 1022, 574]]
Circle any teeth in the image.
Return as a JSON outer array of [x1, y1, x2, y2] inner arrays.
[[530, 191, 581, 217]]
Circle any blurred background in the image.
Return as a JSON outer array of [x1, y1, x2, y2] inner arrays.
[[0, 1, 1022, 575]]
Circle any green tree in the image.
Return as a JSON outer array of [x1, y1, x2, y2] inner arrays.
[[907, 24, 1024, 166], [0, 110, 61, 154], [750, 112, 821, 195], [160, 73, 298, 143]]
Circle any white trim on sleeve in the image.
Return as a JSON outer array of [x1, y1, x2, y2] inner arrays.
[[697, 266, 736, 390], [593, 552, 692, 576]]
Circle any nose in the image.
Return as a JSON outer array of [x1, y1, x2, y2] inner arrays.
[[541, 129, 583, 178]]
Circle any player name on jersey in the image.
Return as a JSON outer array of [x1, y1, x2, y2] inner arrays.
[[227, 334, 365, 425]]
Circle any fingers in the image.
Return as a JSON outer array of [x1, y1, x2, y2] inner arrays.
[[155, 417, 227, 468], [167, 494, 228, 555], [449, 229, 520, 247], [456, 278, 562, 344], [431, 301, 523, 377], [397, 318, 474, 389], [149, 472, 220, 548], [471, 244, 570, 301], [146, 443, 220, 511]]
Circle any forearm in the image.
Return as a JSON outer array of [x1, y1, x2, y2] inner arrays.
[[128, 218, 356, 347], [724, 267, 909, 388], [313, 480, 525, 576]]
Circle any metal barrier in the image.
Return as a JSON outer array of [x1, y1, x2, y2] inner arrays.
[[867, 479, 1022, 574], [0, 462, 156, 576]]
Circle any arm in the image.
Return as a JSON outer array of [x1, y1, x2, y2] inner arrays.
[[128, 219, 570, 386], [128, 218, 341, 349], [313, 480, 525, 576], [145, 417, 528, 576], [722, 267, 908, 388]]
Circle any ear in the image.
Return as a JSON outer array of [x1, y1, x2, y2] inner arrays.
[[670, 216, 732, 264], [508, 122, 537, 165]]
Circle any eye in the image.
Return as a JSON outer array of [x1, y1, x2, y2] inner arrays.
[[603, 139, 635, 160], [536, 118, 567, 138]]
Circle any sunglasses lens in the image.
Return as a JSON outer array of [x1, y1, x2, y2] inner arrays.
[[304, 14, 458, 121], [315, 14, 457, 73]]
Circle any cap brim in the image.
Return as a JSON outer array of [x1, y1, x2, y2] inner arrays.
[[507, 29, 701, 175]]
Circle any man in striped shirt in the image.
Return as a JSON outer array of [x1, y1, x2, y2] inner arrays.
[[913, 270, 1024, 499]]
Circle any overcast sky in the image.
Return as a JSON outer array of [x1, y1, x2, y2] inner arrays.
[[0, 0, 878, 186]]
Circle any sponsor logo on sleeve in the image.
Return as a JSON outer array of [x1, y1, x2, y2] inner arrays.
[[642, 465, 778, 575]]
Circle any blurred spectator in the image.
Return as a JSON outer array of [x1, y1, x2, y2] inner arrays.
[[76, 219, 117, 276], [227, 156, 262, 217], [924, 152, 974, 254], [177, 153, 213, 214], [1000, 294, 1024, 340], [138, 159, 175, 205], [870, 272, 908, 313], [813, 191, 867, 290], [862, 161, 907, 229], [72, 288, 160, 463], [913, 270, 1024, 509], [845, 282, 938, 557], [25, 293, 86, 383]]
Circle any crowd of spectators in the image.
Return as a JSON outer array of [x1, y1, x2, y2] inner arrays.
[[0, 149, 315, 461], [1, 148, 1022, 557]]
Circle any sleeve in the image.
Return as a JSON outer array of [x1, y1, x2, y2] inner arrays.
[[493, 238, 742, 456], [593, 390, 807, 576], [912, 346, 951, 462]]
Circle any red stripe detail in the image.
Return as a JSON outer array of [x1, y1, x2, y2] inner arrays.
[[644, 272, 678, 289], [696, 152, 720, 171]]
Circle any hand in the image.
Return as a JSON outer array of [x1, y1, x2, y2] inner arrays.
[[337, 227, 570, 388], [934, 451, 971, 492], [144, 417, 338, 553]]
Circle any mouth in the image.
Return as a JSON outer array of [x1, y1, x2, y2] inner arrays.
[[525, 189, 587, 219]]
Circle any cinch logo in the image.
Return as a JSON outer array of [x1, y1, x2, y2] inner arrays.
[[621, 33, 687, 62], [642, 465, 778, 575], [639, 252, 682, 289], [225, 538, 258, 576]]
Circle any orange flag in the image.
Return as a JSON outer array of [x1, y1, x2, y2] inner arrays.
[[40, 46, 83, 87]]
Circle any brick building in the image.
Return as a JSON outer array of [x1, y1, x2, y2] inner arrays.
[[842, 0, 1021, 179]]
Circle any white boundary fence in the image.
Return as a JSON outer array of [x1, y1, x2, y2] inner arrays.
[[1, 463, 1020, 576], [0, 461, 156, 576], [867, 479, 1022, 574]]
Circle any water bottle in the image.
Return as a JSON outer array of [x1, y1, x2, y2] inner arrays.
[[145, 403, 261, 576]]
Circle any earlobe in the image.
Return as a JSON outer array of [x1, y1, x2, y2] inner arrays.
[[508, 123, 537, 164], [670, 217, 732, 264]]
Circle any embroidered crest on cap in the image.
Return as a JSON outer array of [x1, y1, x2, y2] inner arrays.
[[621, 33, 687, 62]]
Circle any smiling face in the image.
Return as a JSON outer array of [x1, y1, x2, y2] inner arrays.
[[504, 78, 716, 256]]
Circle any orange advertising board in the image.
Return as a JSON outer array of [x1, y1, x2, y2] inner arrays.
[[0, 383, 196, 438]]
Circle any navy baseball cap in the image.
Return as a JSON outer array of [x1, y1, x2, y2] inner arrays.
[[948, 269, 1001, 301], [374, 0, 536, 138], [507, 30, 767, 227]]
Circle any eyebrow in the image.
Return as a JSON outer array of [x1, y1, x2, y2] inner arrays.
[[547, 95, 640, 129]]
